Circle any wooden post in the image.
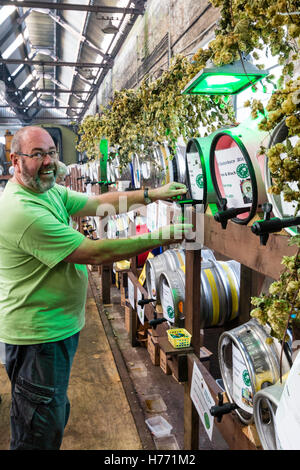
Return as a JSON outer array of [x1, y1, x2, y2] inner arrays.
[[237, 266, 265, 326], [98, 161, 112, 303], [101, 265, 111, 305], [183, 206, 202, 450], [127, 272, 139, 347]]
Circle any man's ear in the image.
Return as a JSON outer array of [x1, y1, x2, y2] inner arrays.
[[10, 154, 21, 172]]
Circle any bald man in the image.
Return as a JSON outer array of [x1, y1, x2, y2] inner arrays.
[[0, 126, 189, 450]]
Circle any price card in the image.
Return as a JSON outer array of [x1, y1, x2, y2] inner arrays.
[[190, 361, 215, 440]]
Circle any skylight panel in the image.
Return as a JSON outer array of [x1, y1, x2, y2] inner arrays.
[[2, 33, 24, 59], [19, 74, 33, 90], [0, 5, 16, 26]]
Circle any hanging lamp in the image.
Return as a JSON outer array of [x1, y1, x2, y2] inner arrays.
[[182, 59, 269, 95], [101, 20, 119, 35]]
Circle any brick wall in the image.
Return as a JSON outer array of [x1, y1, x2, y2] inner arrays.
[[91, 0, 220, 111]]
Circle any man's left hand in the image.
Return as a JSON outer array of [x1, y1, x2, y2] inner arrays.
[[149, 182, 187, 202]]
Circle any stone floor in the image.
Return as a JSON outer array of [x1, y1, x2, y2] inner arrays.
[[0, 271, 228, 451]]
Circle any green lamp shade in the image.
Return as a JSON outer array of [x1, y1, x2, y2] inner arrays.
[[182, 60, 269, 95]]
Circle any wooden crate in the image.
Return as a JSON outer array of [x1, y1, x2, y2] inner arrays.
[[147, 330, 160, 366], [160, 349, 172, 375]]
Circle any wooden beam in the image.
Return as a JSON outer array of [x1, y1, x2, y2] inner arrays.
[[204, 214, 297, 279], [183, 211, 202, 449], [184, 247, 202, 355], [184, 356, 199, 450]]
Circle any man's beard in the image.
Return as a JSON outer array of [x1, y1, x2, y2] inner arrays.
[[20, 159, 57, 193]]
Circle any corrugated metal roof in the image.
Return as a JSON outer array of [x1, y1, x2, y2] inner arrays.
[[0, 0, 146, 126]]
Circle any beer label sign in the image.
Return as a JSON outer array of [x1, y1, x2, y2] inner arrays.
[[232, 344, 253, 413], [190, 361, 215, 440], [161, 281, 175, 323], [186, 151, 204, 201], [215, 146, 252, 208]]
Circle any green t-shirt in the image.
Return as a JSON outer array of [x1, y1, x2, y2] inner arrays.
[[0, 181, 89, 345]]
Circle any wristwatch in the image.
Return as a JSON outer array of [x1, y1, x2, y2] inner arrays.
[[144, 188, 152, 205]]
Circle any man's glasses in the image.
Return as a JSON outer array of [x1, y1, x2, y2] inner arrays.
[[16, 150, 58, 161]]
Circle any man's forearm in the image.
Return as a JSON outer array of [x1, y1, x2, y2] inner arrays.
[[74, 188, 153, 217], [96, 189, 149, 214], [73, 182, 187, 217], [93, 232, 166, 264], [64, 223, 190, 266], [65, 230, 169, 265]]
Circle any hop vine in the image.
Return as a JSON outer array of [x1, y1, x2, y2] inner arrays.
[[76, 0, 300, 342], [251, 243, 300, 340]]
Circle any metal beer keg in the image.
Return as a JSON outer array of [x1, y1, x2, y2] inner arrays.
[[218, 319, 291, 424], [253, 380, 287, 449]]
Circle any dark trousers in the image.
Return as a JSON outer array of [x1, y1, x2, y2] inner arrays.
[[5, 333, 80, 450]]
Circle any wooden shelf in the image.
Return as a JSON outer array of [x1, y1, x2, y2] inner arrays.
[[97, 202, 292, 449], [182, 211, 294, 450], [204, 214, 297, 279], [157, 336, 194, 356]]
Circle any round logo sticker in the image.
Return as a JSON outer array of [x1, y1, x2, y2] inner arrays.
[[236, 163, 249, 179], [167, 306, 175, 319], [242, 369, 251, 387], [196, 174, 204, 189]]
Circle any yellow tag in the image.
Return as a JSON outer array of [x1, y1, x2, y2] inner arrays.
[[138, 252, 154, 286]]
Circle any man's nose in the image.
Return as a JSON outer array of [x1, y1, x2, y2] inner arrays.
[[42, 154, 54, 166]]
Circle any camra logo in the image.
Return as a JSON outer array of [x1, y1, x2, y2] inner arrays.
[[236, 163, 249, 179], [196, 174, 204, 189], [167, 306, 175, 319], [204, 412, 210, 430], [242, 369, 251, 387]]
